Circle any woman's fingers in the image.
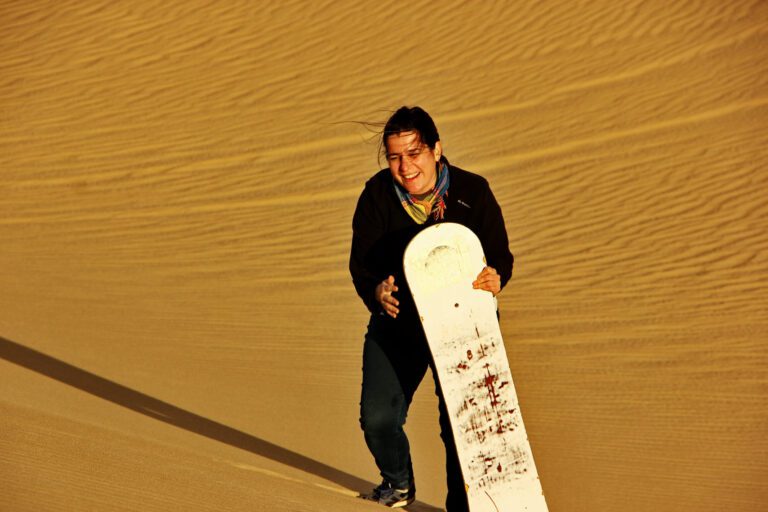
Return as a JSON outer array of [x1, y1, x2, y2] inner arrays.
[[377, 275, 400, 318], [472, 266, 501, 296]]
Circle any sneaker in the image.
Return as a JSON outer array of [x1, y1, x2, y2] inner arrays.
[[364, 480, 415, 508]]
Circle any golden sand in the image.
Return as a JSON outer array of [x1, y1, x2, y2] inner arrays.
[[1, 1, 766, 510]]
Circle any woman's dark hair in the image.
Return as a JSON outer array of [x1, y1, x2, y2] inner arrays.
[[379, 106, 441, 163]]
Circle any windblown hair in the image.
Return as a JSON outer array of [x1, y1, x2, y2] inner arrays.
[[378, 106, 441, 165]]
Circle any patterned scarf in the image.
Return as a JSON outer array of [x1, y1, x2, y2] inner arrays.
[[394, 162, 450, 224]]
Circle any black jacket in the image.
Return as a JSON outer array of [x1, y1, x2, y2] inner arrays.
[[349, 163, 514, 333]]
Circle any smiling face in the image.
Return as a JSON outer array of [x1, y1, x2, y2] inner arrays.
[[386, 131, 442, 197]]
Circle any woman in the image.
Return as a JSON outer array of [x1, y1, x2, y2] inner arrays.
[[349, 106, 513, 510]]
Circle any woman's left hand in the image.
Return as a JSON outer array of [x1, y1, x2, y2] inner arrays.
[[473, 266, 501, 296]]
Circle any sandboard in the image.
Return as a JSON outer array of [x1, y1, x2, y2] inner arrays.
[[403, 222, 547, 512]]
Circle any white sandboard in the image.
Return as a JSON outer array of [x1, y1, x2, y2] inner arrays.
[[403, 222, 547, 512]]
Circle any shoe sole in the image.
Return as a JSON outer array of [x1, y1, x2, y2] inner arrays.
[[358, 494, 414, 508], [387, 497, 415, 508]]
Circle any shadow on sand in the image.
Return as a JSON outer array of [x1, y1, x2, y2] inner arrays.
[[0, 336, 442, 512]]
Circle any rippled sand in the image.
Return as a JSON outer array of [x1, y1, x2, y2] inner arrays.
[[1, 1, 766, 510]]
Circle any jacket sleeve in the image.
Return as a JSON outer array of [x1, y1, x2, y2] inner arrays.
[[349, 183, 386, 314], [478, 181, 514, 289]]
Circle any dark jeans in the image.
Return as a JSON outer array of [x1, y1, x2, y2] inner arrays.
[[359, 315, 469, 512]]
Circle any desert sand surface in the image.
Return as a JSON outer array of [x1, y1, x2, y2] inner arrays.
[[1, 1, 766, 511]]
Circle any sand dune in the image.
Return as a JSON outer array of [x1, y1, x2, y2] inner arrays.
[[1, 1, 766, 511]]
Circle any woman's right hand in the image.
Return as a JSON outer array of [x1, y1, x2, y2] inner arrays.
[[375, 275, 400, 318]]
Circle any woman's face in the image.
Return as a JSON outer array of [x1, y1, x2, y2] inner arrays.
[[386, 131, 442, 197]]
